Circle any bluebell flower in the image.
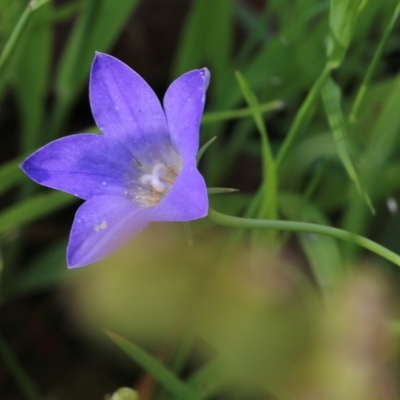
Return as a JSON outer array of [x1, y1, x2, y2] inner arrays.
[[21, 53, 210, 268]]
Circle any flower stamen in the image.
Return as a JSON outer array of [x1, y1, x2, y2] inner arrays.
[[167, 165, 178, 176], [140, 162, 172, 193]]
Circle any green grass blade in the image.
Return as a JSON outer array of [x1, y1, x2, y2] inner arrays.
[[197, 136, 217, 164], [105, 330, 202, 400], [349, 0, 400, 123], [51, 0, 139, 139], [0, 191, 77, 235], [235, 71, 277, 221], [14, 2, 51, 153], [341, 71, 400, 258], [321, 77, 374, 212], [279, 193, 344, 290], [0, 156, 25, 195], [275, 64, 331, 171], [0, 333, 41, 400], [173, 360, 225, 400], [207, 188, 239, 195], [3, 241, 70, 301], [233, 1, 270, 65], [201, 100, 284, 124], [327, 0, 363, 67], [50, 1, 82, 22], [172, 0, 232, 85], [0, 0, 50, 77]]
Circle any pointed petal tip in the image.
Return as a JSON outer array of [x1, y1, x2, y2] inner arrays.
[[19, 159, 26, 172], [19, 155, 35, 178], [66, 254, 85, 269], [91, 52, 118, 73], [93, 51, 108, 59], [200, 67, 210, 90]]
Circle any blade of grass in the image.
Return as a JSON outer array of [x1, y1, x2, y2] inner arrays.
[[50, 0, 139, 139], [233, 1, 270, 65], [197, 136, 217, 164], [172, 0, 232, 85], [105, 330, 203, 400], [349, 0, 400, 123], [0, 156, 25, 195], [2, 240, 70, 301], [235, 71, 277, 221], [0, 0, 50, 76], [279, 193, 344, 290], [173, 359, 225, 400], [0, 191, 78, 235], [0, 333, 41, 400], [14, 2, 51, 153], [207, 188, 239, 195], [321, 76, 374, 212], [275, 64, 331, 171], [201, 100, 284, 124], [342, 71, 400, 258], [50, 0, 82, 22], [327, 0, 364, 67]]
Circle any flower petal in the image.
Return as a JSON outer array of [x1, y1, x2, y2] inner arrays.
[[90, 52, 171, 159], [20, 134, 137, 200], [163, 68, 210, 162], [67, 196, 151, 268], [151, 160, 208, 222]]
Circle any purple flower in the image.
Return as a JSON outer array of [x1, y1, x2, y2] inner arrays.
[[21, 53, 209, 268]]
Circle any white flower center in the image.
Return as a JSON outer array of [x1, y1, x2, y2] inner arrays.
[[140, 162, 168, 192]]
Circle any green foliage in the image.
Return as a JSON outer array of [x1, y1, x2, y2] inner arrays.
[[50, 0, 140, 138], [106, 330, 202, 400], [327, 0, 364, 66], [2, 0, 400, 398], [235, 71, 277, 222], [172, 0, 232, 86], [321, 77, 373, 211]]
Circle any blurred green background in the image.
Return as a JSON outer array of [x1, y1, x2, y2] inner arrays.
[[1, 0, 400, 399]]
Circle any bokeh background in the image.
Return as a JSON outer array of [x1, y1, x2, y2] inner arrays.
[[1, 0, 400, 399]]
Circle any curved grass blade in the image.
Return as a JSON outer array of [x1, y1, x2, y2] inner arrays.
[[349, 0, 400, 123], [0, 0, 50, 76], [235, 71, 277, 221], [275, 64, 331, 171], [14, 2, 51, 153], [172, 0, 232, 85], [201, 100, 284, 124], [279, 193, 344, 291], [0, 333, 41, 400], [0, 156, 25, 195], [0, 191, 77, 236], [341, 71, 400, 259], [197, 136, 217, 164], [327, 0, 364, 67], [105, 330, 203, 400], [50, 0, 140, 139], [321, 77, 374, 213]]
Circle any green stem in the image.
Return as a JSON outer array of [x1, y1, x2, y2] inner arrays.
[[208, 208, 400, 267], [0, 333, 41, 400], [276, 63, 331, 171]]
